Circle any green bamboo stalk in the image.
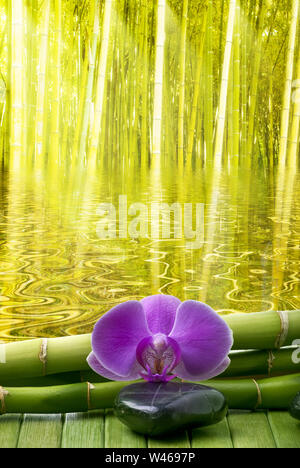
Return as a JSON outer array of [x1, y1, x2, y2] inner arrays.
[[218, 0, 225, 89], [0, 370, 106, 388], [206, 0, 214, 166], [201, 373, 300, 410], [9, 0, 24, 170], [71, 48, 89, 164], [26, 0, 38, 163], [0, 334, 91, 380], [60, 4, 77, 166], [49, 0, 62, 165], [151, 0, 166, 168], [34, 0, 50, 168], [228, 48, 234, 162], [221, 346, 300, 378], [0, 372, 86, 388], [246, 0, 267, 165], [163, 38, 171, 162], [225, 309, 300, 349], [22, 0, 30, 161], [178, 0, 188, 170], [214, 0, 236, 169], [88, 0, 113, 166], [287, 40, 300, 169], [5, 0, 11, 168], [127, 1, 139, 166], [0, 310, 300, 381], [1, 374, 300, 414], [278, 0, 299, 169], [141, 0, 149, 170], [232, 0, 240, 166], [186, 9, 208, 169], [78, 0, 100, 163], [2, 345, 300, 387], [0, 16, 7, 57], [240, 0, 248, 159], [0, 381, 130, 414], [118, 1, 129, 170], [269, 70, 274, 169]]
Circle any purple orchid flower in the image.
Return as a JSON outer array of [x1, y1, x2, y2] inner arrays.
[[87, 295, 233, 383]]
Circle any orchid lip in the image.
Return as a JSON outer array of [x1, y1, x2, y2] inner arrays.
[[136, 334, 181, 382]]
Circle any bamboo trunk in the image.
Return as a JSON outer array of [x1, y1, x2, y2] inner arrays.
[[0, 381, 128, 414], [221, 346, 300, 378], [205, 0, 214, 166], [77, 0, 100, 162], [151, 0, 166, 167], [49, 0, 62, 165], [4, 0, 11, 167], [0, 371, 106, 388], [214, 0, 236, 169], [88, 0, 113, 166], [1, 374, 300, 414], [246, 0, 267, 165], [186, 10, 208, 169], [269, 71, 274, 169], [278, 0, 299, 169], [178, 0, 188, 170], [9, 0, 24, 170], [60, 6, 76, 165], [232, 1, 240, 166], [2, 345, 300, 387], [26, 0, 38, 163], [287, 40, 300, 169], [34, 0, 50, 168], [240, 0, 247, 159], [202, 373, 300, 410], [141, 0, 149, 169], [218, 0, 225, 89], [0, 310, 300, 381]]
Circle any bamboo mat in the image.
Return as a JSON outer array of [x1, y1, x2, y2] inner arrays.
[[0, 410, 299, 448]]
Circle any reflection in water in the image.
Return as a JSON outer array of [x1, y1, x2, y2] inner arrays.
[[0, 0, 299, 343], [0, 162, 299, 342]]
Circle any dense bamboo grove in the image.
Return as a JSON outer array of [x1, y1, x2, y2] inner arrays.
[[0, 0, 299, 171]]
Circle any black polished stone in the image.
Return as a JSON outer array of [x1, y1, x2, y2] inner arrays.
[[290, 392, 300, 421], [114, 382, 228, 437]]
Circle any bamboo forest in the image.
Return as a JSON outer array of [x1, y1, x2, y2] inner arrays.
[[0, 0, 299, 342]]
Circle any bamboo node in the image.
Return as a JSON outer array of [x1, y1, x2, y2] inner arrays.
[[252, 379, 262, 409], [267, 350, 275, 376], [39, 338, 48, 376], [0, 387, 9, 415], [275, 311, 289, 349], [87, 382, 95, 411]]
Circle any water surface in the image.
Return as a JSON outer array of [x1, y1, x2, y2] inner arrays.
[[0, 163, 299, 341]]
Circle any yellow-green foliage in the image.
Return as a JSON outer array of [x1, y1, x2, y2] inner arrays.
[[0, 0, 299, 170]]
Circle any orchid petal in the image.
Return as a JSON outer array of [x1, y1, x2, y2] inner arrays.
[[174, 356, 231, 381], [91, 301, 150, 377], [169, 300, 233, 378], [141, 294, 181, 334], [87, 352, 143, 381]]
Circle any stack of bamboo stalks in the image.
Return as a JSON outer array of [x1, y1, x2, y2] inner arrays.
[[0, 310, 300, 414]]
